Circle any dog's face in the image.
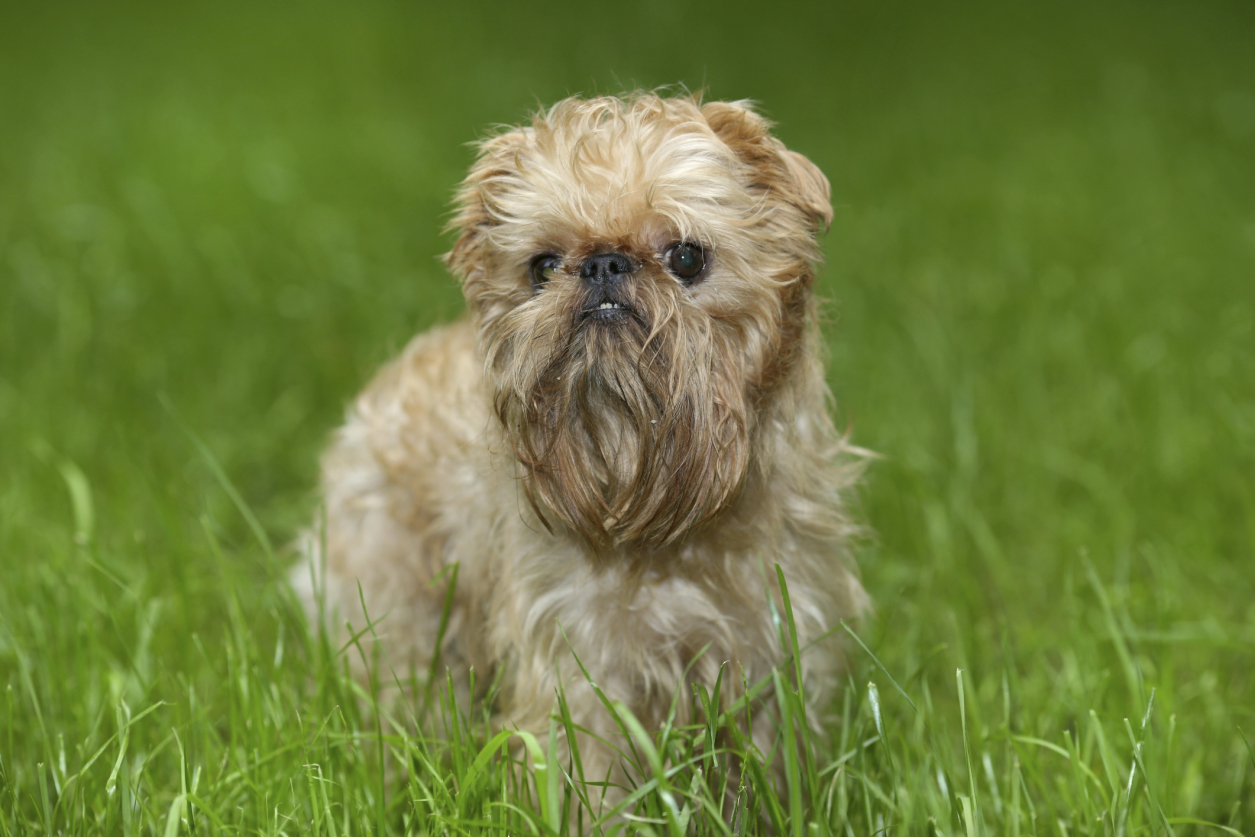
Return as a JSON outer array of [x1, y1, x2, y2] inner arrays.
[[446, 95, 833, 552]]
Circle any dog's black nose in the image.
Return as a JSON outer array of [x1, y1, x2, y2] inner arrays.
[[579, 252, 635, 287]]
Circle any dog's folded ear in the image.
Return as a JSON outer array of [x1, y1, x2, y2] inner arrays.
[[701, 100, 833, 233], [443, 129, 530, 283], [778, 149, 834, 232]]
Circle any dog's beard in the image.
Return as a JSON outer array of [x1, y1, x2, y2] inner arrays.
[[486, 277, 752, 553]]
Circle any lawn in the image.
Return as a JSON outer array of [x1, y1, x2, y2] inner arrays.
[[1, 0, 1253, 833]]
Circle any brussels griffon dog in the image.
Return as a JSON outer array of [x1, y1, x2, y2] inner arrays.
[[294, 93, 868, 801]]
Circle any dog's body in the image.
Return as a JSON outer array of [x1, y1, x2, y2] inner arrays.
[[294, 93, 868, 796]]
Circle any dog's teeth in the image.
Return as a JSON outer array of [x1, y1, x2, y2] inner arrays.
[[597, 302, 621, 310]]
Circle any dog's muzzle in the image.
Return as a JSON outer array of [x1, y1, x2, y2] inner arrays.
[[579, 252, 635, 288], [579, 252, 638, 324]]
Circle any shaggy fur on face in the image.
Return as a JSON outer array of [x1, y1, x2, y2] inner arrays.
[[448, 97, 837, 553], [293, 92, 869, 816]]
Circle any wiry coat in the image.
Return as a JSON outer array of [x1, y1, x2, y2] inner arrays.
[[293, 94, 869, 801]]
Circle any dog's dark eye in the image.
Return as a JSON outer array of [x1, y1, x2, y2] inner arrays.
[[529, 255, 561, 289], [664, 242, 707, 283]]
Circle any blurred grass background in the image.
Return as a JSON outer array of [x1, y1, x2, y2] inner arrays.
[[2, 0, 1254, 833]]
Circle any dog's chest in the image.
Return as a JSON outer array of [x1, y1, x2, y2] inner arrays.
[[499, 554, 772, 697]]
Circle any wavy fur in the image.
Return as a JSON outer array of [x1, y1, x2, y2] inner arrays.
[[293, 93, 870, 815]]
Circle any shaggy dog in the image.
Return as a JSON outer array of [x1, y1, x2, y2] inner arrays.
[[293, 92, 868, 808]]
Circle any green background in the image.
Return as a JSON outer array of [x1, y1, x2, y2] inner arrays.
[[2, 0, 1253, 832]]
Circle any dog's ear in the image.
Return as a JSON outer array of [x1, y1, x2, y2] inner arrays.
[[443, 129, 529, 281], [778, 148, 834, 232], [701, 100, 833, 232]]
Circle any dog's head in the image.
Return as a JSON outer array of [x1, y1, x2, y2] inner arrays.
[[445, 94, 833, 552]]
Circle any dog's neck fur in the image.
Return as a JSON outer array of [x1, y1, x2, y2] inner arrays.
[[495, 310, 854, 574]]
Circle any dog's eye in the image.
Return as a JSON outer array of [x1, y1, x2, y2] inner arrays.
[[664, 242, 707, 283], [529, 255, 561, 289]]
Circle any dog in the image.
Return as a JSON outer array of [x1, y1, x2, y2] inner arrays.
[[293, 92, 869, 810]]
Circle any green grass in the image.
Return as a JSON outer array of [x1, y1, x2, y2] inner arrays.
[[2, 0, 1254, 833]]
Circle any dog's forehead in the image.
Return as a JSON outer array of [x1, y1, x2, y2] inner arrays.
[[484, 117, 758, 253]]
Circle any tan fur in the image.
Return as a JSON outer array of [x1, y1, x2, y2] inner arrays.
[[292, 93, 869, 811]]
